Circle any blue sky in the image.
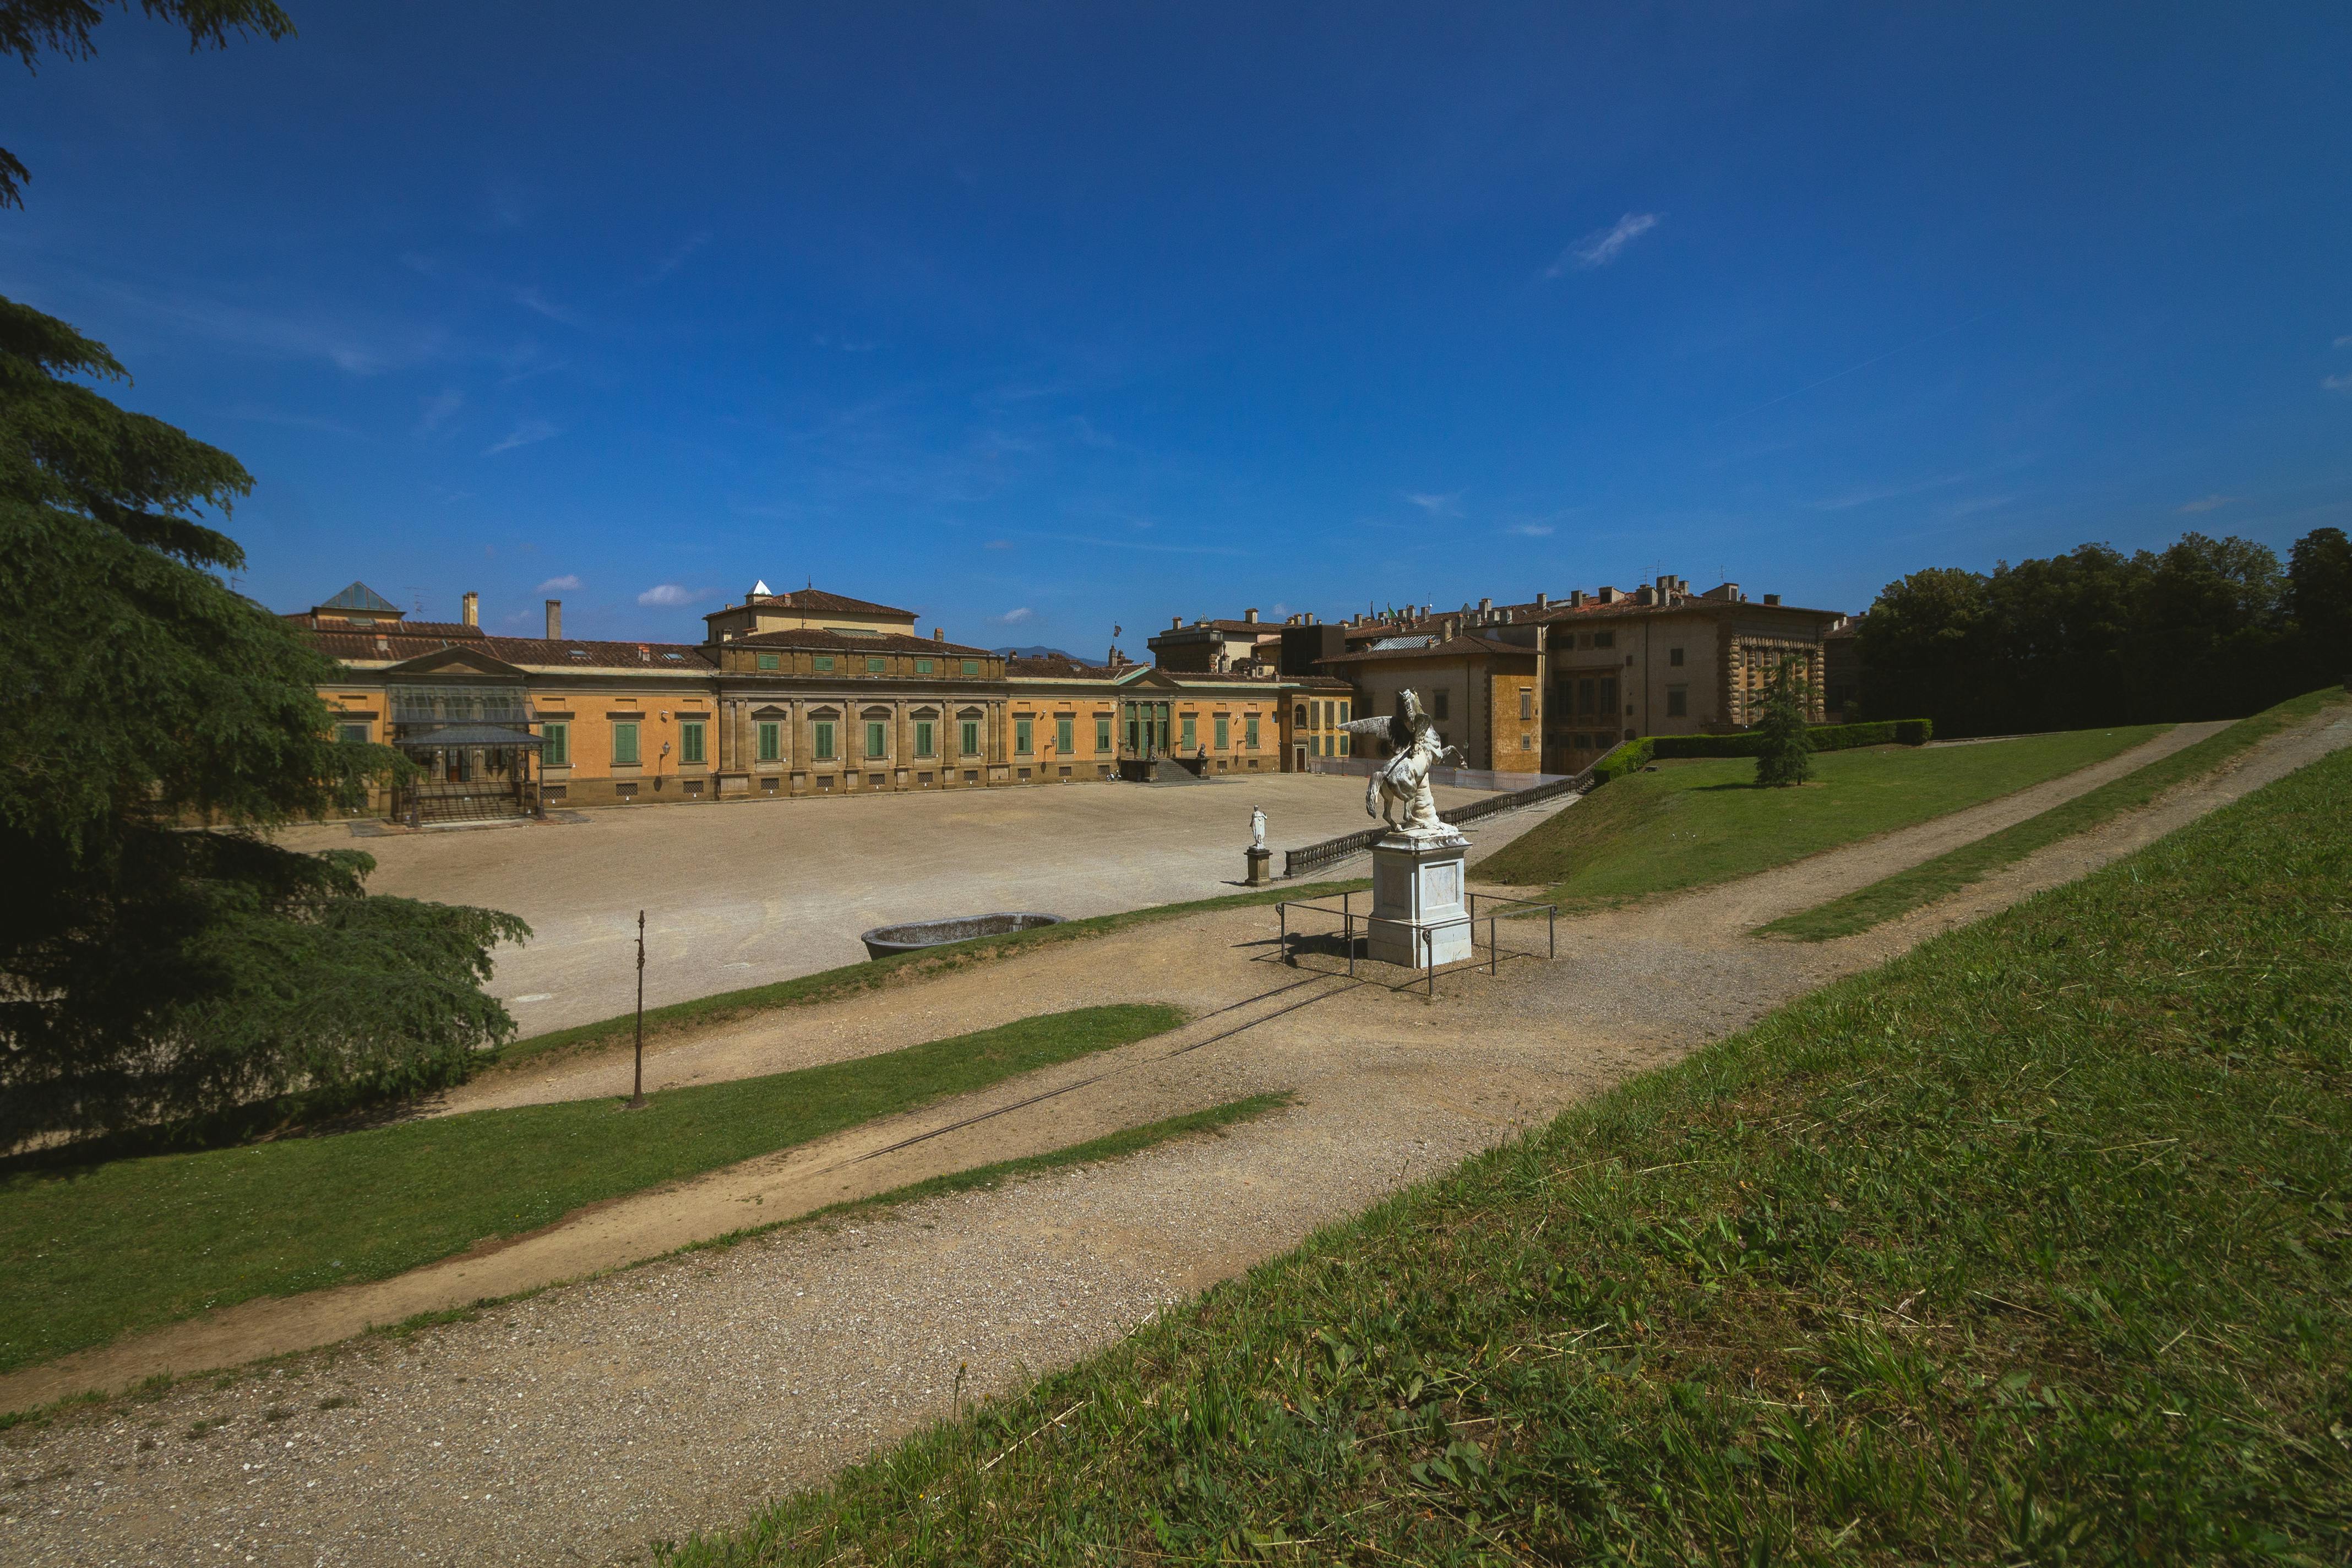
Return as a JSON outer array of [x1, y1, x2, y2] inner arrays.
[[9, 3, 2348, 649]]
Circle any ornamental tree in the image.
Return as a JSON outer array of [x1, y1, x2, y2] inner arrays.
[[1752, 658, 1814, 789]]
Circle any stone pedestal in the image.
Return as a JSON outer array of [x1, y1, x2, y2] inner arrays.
[[1365, 830, 1472, 968], [1244, 846, 1272, 886]]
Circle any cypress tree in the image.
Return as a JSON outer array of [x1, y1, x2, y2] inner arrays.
[[1754, 658, 1814, 788]]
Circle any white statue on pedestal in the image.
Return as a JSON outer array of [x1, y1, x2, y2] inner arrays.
[[1250, 804, 1267, 850], [1341, 689, 1466, 837]]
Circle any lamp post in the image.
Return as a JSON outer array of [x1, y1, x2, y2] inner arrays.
[[626, 909, 649, 1109]]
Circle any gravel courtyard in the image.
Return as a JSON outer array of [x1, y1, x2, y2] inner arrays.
[[274, 774, 1500, 1033]]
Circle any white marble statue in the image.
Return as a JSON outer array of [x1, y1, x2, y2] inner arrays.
[[1341, 688, 1465, 836], [1250, 804, 1267, 850]]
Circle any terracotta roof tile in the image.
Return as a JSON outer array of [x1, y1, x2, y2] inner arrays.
[[711, 587, 917, 619], [731, 628, 994, 657]]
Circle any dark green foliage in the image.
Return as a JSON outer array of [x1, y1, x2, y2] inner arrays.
[[0, 1, 295, 206], [1860, 528, 2344, 737], [1649, 717, 1932, 763], [663, 746, 2352, 1567], [1752, 661, 1814, 787], [0, 294, 525, 1146], [1587, 736, 1654, 784]]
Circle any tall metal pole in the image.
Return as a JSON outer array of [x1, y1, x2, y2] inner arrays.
[[628, 909, 648, 1109]]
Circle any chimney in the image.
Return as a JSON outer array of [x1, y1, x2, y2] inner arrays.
[[545, 599, 562, 639], [1762, 594, 1782, 606], [1596, 586, 1617, 605], [1569, 589, 1585, 607], [1172, 615, 1184, 630], [461, 590, 479, 628], [1636, 585, 1656, 606], [1479, 596, 1493, 613], [1535, 591, 1549, 608], [1245, 607, 1259, 624], [934, 626, 945, 641]]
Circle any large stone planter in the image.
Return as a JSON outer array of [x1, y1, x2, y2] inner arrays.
[[858, 912, 1064, 961]]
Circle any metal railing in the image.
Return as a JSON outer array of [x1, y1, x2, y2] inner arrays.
[[1281, 765, 1596, 878], [1273, 890, 1558, 997]]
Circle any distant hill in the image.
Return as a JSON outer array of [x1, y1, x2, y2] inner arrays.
[[993, 645, 1082, 660]]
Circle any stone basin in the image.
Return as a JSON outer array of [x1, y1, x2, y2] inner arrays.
[[858, 911, 1064, 961]]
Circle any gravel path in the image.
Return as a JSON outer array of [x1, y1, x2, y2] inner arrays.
[[6, 713, 2341, 1566]]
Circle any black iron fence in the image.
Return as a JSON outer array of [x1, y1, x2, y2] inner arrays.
[[1280, 765, 1596, 878]]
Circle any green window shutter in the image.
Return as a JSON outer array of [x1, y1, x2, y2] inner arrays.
[[867, 721, 887, 758], [1338, 734, 1351, 756], [961, 658, 978, 676], [915, 721, 935, 757], [1339, 701, 1350, 722], [756, 652, 780, 671], [815, 722, 836, 760], [814, 655, 834, 672], [867, 656, 885, 674], [1015, 718, 1033, 754], [1245, 714, 1259, 748], [916, 658, 933, 674], [1180, 714, 1196, 749], [961, 719, 980, 755], [1096, 717, 1111, 752], [756, 722, 780, 763], [680, 722, 705, 764], [1056, 717, 1072, 752], [542, 723, 568, 766], [613, 722, 640, 766], [1213, 714, 1228, 749]]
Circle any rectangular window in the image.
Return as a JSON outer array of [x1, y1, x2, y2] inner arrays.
[[1181, 714, 1196, 749], [1518, 688, 1533, 721], [756, 652, 780, 671], [1669, 646, 1685, 667], [961, 718, 981, 756], [1310, 734, 1322, 758], [1338, 701, 1350, 723], [961, 658, 979, 676], [1096, 716, 1112, 752], [814, 721, 836, 760], [865, 721, 887, 758], [612, 722, 640, 766], [1016, 717, 1033, 754], [756, 722, 780, 763], [867, 655, 886, 674], [1213, 714, 1228, 749], [1600, 676, 1619, 715], [814, 655, 835, 672], [1595, 631, 1615, 649], [1431, 690, 1450, 721], [1667, 687, 1688, 718], [337, 722, 368, 744], [915, 720, 935, 758], [1245, 713, 1260, 748], [916, 658, 934, 674], [1578, 678, 1594, 716], [1337, 733, 1350, 757], [680, 721, 706, 765], [541, 722, 568, 766], [1056, 716, 1074, 753]]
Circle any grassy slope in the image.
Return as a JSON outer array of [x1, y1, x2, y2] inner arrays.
[[669, 748, 2352, 1566], [0, 1004, 1184, 1375], [1474, 724, 2165, 907], [491, 879, 1366, 1076], [1761, 686, 2349, 940]]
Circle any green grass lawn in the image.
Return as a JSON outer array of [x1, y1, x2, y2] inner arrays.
[[1760, 687, 2349, 940], [1474, 723, 2166, 906], [0, 1003, 1184, 1377], [662, 742, 2352, 1567]]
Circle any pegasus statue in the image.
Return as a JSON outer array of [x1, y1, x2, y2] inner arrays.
[[1340, 688, 1465, 835]]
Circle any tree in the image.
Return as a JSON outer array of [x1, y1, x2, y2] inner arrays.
[[2289, 526, 2352, 680], [1753, 658, 1813, 788], [0, 291, 527, 1147], [1, 1, 295, 207]]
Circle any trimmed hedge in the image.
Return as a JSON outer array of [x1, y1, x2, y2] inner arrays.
[[1585, 720, 1930, 790]]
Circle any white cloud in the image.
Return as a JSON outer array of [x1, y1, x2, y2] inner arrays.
[[512, 286, 578, 326], [649, 230, 712, 284], [1404, 492, 1463, 517], [537, 574, 582, 591], [637, 584, 704, 607], [484, 419, 560, 455], [994, 607, 1037, 625], [1547, 212, 1662, 277], [2327, 373, 2352, 393], [984, 539, 1012, 550], [2176, 494, 2236, 514], [416, 387, 465, 435], [1509, 524, 1555, 537], [2337, 334, 2352, 349]]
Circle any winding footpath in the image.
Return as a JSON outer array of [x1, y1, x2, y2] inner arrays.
[[4, 711, 2344, 1566]]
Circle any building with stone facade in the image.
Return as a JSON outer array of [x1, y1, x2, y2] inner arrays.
[[293, 581, 1311, 821]]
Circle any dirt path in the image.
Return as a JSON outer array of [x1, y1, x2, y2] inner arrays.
[[4, 715, 2342, 1566]]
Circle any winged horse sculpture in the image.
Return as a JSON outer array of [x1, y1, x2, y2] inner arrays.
[[1338, 689, 1464, 834]]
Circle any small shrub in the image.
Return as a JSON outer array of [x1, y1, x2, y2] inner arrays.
[[1754, 661, 1814, 788]]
